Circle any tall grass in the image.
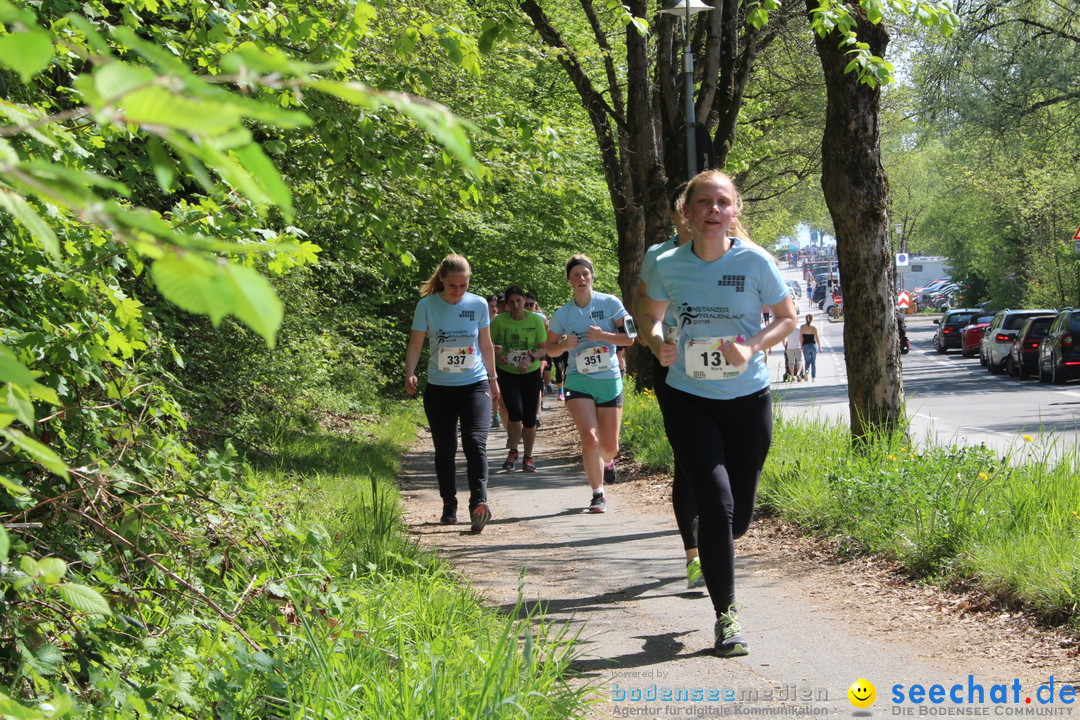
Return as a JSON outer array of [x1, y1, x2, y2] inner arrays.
[[248, 403, 590, 719], [621, 388, 1080, 623]]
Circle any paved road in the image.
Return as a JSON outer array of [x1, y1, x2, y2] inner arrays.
[[773, 265, 1080, 464]]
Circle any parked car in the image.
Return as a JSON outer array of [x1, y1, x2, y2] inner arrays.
[[785, 280, 802, 299], [960, 313, 996, 359], [931, 309, 984, 354], [1006, 314, 1056, 378], [914, 278, 952, 307], [929, 283, 970, 310], [1038, 309, 1080, 384], [981, 309, 1058, 374]]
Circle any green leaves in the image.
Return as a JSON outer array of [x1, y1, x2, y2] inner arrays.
[[0, 1, 54, 82], [150, 252, 284, 348], [57, 582, 112, 615]]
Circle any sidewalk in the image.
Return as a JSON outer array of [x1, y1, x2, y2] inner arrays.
[[398, 396, 1075, 718]]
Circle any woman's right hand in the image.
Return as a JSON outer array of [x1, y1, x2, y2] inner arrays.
[[405, 375, 419, 395], [561, 333, 579, 351], [653, 339, 678, 367]]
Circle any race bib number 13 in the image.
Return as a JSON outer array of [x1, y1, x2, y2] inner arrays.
[[576, 346, 612, 374], [684, 337, 747, 380], [438, 346, 477, 373]]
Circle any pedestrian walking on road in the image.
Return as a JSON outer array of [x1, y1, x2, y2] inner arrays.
[[405, 254, 498, 533], [636, 170, 797, 658], [800, 314, 820, 380], [490, 285, 548, 473], [545, 254, 635, 514], [635, 182, 706, 589]]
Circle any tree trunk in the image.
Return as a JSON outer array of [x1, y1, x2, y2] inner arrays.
[[807, 0, 904, 439]]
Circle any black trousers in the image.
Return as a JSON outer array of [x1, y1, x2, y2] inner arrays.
[[496, 367, 543, 428], [661, 386, 772, 614], [653, 359, 698, 552], [423, 380, 492, 511]]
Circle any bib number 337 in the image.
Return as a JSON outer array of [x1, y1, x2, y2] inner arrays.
[[438, 346, 477, 373], [684, 337, 747, 380]]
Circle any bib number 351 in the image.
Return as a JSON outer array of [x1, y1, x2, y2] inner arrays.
[[575, 346, 612, 374]]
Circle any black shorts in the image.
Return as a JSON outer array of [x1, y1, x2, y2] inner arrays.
[[564, 388, 624, 408]]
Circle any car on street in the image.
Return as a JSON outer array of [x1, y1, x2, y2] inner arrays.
[[932, 309, 984, 354], [981, 308, 1058, 374], [960, 313, 996, 359], [1006, 314, 1056, 378], [785, 280, 802, 299], [914, 278, 952, 307], [1038, 309, 1080, 384]]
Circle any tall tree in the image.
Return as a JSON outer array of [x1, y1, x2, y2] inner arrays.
[[808, 1, 903, 437]]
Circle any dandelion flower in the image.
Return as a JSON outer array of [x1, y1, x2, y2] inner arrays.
[[977, 472, 989, 480], [888, 454, 896, 460], [1022, 434, 1034, 442]]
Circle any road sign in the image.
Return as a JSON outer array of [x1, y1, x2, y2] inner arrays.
[[1073, 226, 1080, 241], [896, 253, 909, 268], [897, 291, 911, 309]]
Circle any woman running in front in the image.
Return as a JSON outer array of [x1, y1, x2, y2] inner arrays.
[[490, 285, 548, 473], [637, 171, 797, 657], [404, 254, 499, 533], [546, 255, 634, 513]]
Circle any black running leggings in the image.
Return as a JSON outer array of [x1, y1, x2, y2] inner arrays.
[[422, 380, 492, 512], [495, 367, 543, 428], [661, 386, 772, 615], [552, 353, 567, 385], [652, 358, 698, 552]]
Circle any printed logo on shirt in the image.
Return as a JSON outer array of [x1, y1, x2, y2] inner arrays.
[[677, 302, 745, 329], [459, 310, 476, 321], [717, 274, 746, 292], [591, 310, 606, 321], [435, 329, 473, 344]]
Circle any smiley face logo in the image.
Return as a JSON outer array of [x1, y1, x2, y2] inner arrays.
[[848, 678, 876, 708]]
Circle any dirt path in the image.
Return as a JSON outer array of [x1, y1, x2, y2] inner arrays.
[[398, 397, 1080, 718]]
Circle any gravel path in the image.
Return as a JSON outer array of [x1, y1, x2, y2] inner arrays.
[[398, 396, 1079, 718]]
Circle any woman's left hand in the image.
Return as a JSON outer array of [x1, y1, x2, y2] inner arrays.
[[720, 338, 753, 368]]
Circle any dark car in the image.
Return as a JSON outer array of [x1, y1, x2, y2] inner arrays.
[[931, 309, 983, 354], [981, 308, 1058, 374], [960, 313, 996, 359], [915, 278, 952, 307], [1038, 309, 1080, 384], [1007, 314, 1056, 378]]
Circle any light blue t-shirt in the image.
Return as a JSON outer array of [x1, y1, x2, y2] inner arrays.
[[643, 239, 789, 399], [641, 236, 682, 336], [549, 291, 628, 381], [411, 292, 491, 387]]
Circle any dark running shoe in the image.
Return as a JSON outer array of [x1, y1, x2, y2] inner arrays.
[[470, 502, 491, 533], [522, 456, 536, 472], [603, 461, 618, 485], [714, 605, 749, 658], [502, 449, 518, 472], [589, 492, 607, 513], [440, 501, 458, 525]]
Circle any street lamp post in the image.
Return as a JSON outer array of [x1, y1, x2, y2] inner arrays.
[[658, 0, 714, 180]]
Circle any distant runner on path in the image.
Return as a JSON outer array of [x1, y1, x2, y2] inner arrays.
[[545, 254, 634, 514], [490, 285, 548, 474], [635, 181, 706, 591], [404, 254, 499, 533]]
